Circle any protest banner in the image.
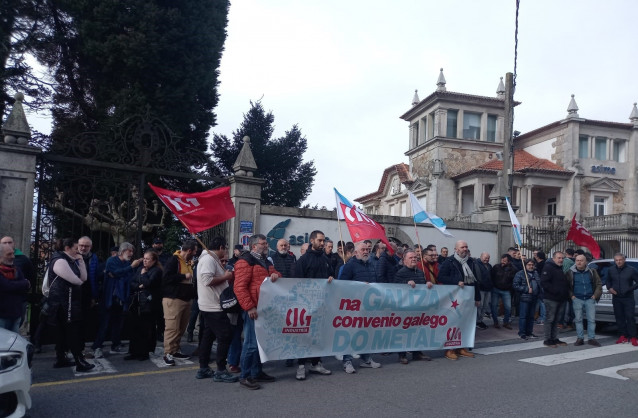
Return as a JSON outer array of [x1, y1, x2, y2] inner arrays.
[[255, 278, 476, 361]]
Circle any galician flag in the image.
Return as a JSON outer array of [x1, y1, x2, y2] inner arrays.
[[334, 188, 393, 252], [407, 192, 453, 237], [505, 197, 522, 246]]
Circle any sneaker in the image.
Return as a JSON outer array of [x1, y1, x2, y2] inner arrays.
[[554, 339, 568, 346], [255, 371, 275, 382], [588, 339, 601, 347], [528, 334, 540, 339], [296, 365, 306, 380], [574, 338, 584, 346], [334, 354, 343, 361], [163, 353, 175, 366], [110, 345, 126, 354], [632, 337, 638, 347], [308, 362, 331, 375], [359, 359, 381, 368], [616, 336, 628, 344], [520, 335, 528, 340], [196, 367, 214, 379], [535, 320, 544, 325], [93, 348, 104, 359], [343, 360, 356, 374], [228, 365, 241, 373], [476, 322, 488, 330], [213, 370, 239, 383], [502, 323, 512, 330], [239, 377, 260, 390], [172, 351, 190, 359], [543, 340, 557, 348]]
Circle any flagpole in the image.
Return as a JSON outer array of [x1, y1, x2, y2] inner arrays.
[[412, 219, 434, 284], [336, 217, 347, 264]]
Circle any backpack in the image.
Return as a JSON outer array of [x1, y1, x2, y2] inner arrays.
[[220, 282, 241, 313]]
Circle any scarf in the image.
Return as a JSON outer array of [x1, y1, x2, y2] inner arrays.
[[453, 253, 476, 284], [0, 264, 16, 279]]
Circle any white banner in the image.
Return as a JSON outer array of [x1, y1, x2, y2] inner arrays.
[[255, 278, 476, 361]]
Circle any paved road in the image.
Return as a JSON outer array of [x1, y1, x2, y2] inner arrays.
[[26, 321, 638, 417]]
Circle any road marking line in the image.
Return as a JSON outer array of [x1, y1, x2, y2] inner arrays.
[[33, 366, 199, 388], [519, 343, 637, 366], [473, 336, 611, 355], [587, 362, 638, 380], [73, 357, 117, 377]]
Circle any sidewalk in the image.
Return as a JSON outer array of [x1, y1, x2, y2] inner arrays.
[[475, 317, 575, 344]]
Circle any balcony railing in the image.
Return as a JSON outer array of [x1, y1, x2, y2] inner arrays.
[[583, 213, 638, 229]]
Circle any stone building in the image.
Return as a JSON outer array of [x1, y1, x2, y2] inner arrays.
[[356, 69, 638, 257]]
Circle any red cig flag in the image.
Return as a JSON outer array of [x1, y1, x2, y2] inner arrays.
[[566, 213, 601, 259], [148, 183, 236, 233]]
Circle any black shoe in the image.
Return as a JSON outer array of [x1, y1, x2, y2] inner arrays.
[[75, 356, 95, 372], [543, 340, 557, 348], [520, 335, 528, 340], [239, 378, 261, 390], [172, 351, 190, 359], [554, 339, 568, 346], [574, 338, 584, 346], [255, 371, 276, 382], [53, 359, 76, 368], [476, 322, 488, 330], [187, 332, 194, 343]]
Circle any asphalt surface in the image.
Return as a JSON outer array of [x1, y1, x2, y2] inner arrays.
[[25, 319, 638, 418]]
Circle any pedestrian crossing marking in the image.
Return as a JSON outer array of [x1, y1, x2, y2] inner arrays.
[[73, 357, 116, 377], [587, 362, 638, 380], [149, 355, 194, 368], [519, 343, 637, 366]]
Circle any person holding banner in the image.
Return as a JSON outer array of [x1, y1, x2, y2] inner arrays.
[[394, 249, 434, 364], [339, 241, 382, 373], [293, 230, 334, 380], [234, 234, 281, 390], [437, 240, 481, 361]]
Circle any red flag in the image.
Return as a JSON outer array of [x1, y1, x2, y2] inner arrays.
[[566, 213, 601, 259], [148, 183, 235, 233], [334, 188, 394, 254]]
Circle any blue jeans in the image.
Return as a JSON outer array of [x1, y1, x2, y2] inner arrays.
[[92, 298, 124, 350], [572, 297, 596, 339], [491, 288, 511, 324], [535, 299, 546, 322], [0, 317, 21, 333], [227, 316, 243, 367], [240, 311, 262, 379], [518, 298, 537, 337]]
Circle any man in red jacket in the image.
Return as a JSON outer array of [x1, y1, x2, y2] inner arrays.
[[234, 234, 280, 390]]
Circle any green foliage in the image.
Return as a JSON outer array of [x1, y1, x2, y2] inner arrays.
[[211, 101, 317, 207]]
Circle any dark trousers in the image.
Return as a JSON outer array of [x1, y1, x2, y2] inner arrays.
[[129, 312, 156, 357], [298, 357, 320, 366], [613, 296, 637, 338], [519, 297, 537, 337], [187, 299, 200, 334], [53, 309, 82, 359], [198, 311, 232, 370], [543, 299, 561, 341], [92, 299, 124, 350]]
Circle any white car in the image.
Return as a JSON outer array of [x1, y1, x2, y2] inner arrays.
[[0, 328, 33, 418]]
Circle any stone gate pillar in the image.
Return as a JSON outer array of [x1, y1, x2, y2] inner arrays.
[[228, 136, 264, 249], [0, 93, 41, 250]]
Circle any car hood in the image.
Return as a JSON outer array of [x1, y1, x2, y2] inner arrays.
[[0, 327, 19, 351]]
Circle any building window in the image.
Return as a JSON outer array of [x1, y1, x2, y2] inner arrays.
[[428, 111, 435, 139], [595, 137, 607, 160], [389, 204, 395, 216], [487, 115, 497, 142], [411, 123, 418, 148], [463, 112, 481, 140], [578, 135, 589, 158], [594, 196, 606, 216], [400, 202, 406, 217], [447, 110, 458, 138], [547, 197, 557, 216], [419, 117, 427, 144], [613, 140, 626, 162]]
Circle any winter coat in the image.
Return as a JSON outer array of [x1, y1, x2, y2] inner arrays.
[[377, 252, 400, 283], [271, 251, 296, 278], [162, 252, 195, 301], [540, 259, 569, 302], [606, 263, 638, 299], [340, 257, 376, 283], [513, 269, 541, 303], [294, 248, 333, 279], [103, 255, 135, 308], [129, 264, 163, 315], [566, 265, 602, 301], [394, 266, 426, 285], [0, 265, 29, 319], [491, 263, 517, 291], [234, 252, 280, 312], [46, 251, 85, 324], [438, 256, 481, 302]]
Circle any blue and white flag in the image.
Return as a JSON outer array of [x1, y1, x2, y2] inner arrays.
[[505, 197, 522, 246], [408, 192, 453, 237]]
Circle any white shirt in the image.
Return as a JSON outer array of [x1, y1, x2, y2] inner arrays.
[[196, 250, 228, 312]]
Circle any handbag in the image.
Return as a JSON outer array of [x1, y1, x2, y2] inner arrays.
[[220, 283, 241, 313]]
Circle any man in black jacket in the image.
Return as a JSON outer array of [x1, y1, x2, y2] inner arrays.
[[292, 230, 333, 380], [271, 239, 296, 278], [607, 253, 638, 346], [540, 251, 569, 348]]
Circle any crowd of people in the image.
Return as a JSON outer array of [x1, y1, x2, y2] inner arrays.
[[1, 232, 637, 391]]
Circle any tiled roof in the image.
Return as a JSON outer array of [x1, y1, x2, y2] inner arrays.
[[356, 163, 411, 203], [453, 150, 573, 179]]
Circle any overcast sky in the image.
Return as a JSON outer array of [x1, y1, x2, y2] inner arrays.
[[26, 0, 638, 210]]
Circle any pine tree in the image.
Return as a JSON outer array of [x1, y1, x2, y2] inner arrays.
[[211, 101, 317, 207]]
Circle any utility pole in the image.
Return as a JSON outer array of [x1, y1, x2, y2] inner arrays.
[[502, 72, 515, 201]]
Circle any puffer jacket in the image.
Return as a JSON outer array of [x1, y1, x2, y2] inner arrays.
[[513, 269, 541, 302], [234, 252, 280, 312], [540, 259, 569, 302], [340, 257, 376, 283], [47, 251, 85, 324]]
